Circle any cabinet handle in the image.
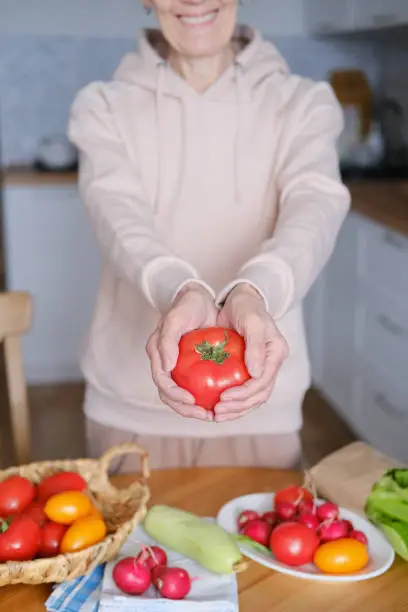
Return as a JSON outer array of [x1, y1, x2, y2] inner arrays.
[[377, 314, 406, 338], [383, 231, 408, 251], [372, 13, 398, 27], [374, 392, 406, 421]]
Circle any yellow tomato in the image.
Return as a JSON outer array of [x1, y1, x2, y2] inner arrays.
[[60, 516, 107, 554], [44, 491, 92, 525], [87, 505, 104, 520], [314, 538, 369, 574]]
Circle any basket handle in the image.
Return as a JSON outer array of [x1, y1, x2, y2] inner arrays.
[[99, 443, 150, 483]]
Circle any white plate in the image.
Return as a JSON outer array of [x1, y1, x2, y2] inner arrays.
[[217, 493, 395, 582]]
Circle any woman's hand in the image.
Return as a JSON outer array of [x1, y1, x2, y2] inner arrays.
[[146, 283, 218, 421], [214, 283, 289, 422]]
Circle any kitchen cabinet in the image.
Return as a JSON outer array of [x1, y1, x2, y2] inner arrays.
[[353, 0, 408, 31], [303, 274, 325, 389], [305, 0, 408, 35], [305, 211, 408, 463], [3, 185, 101, 383], [303, 0, 355, 34]]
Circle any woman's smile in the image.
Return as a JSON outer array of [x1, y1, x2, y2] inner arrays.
[[178, 9, 219, 28]]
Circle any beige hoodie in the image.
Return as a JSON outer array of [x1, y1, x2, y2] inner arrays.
[[68, 27, 350, 438]]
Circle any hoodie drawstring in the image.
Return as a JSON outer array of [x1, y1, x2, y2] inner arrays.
[[154, 61, 189, 215], [234, 61, 245, 206], [153, 60, 245, 213], [153, 63, 165, 214]]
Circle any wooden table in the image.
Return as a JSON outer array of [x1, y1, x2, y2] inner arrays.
[[0, 467, 407, 611]]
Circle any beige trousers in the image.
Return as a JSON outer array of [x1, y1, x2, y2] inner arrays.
[[86, 418, 302, 474]]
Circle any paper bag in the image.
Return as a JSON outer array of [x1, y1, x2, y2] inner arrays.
[[310, 441, 406, 516]]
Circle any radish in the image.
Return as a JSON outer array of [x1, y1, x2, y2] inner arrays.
[[276, 501, 297, 521], [298, 512, 319, 530], [349, 530, 368, 546], [319, 519, 349, 542], [136, 545, 167, 570], [113, 557, 151, 595], [156, 567, 192, 600], [151, 565, 165, 587], [237, 510, 259, 531], [298, 499, 315, 515], [317, 502, 339, 522], [261, 511, 277, 526], [242, 519, 271, 546], [343, 519, 354, 533]]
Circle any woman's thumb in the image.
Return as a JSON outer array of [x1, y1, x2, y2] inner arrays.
[[159, 317, 182, 372], [244, 324, 265, 378]]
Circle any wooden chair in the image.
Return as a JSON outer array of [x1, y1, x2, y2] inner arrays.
[[0, 292, 33, 465]]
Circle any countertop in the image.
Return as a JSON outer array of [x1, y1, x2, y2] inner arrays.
[[2, 167, 77, 186], [1, 466, 407, 612], [2, 167, 408, 238]]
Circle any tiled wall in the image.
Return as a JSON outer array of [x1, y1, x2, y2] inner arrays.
[[0, 34, 380, 165]]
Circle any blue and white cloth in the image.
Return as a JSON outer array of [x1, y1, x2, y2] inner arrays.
[[46, 522, 239, 612], [46, 564, 104, 612]]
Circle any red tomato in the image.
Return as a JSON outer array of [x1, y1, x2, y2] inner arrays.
[[10, 500, 47, 527], [0, 476, 36, 516], [0, 517, 40, 562], [38, 472, 87, 502], [171, 327, 250, 411], [38, 521, 68, 557], [270, 522, 320, 567], [274, 486, 313, 508]]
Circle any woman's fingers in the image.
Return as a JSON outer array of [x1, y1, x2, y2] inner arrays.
[[215, 377, 276, 417], [158, 310, 184, 372], [214, 402, 264, 423], [220, 371, 271, 402], [220, 330, 287, 402], [147, 330, 195, 404], [158, 392, 211, 421], [242, 314, 266, 378]]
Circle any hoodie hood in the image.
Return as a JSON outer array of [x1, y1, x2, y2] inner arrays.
[[114, 26, 289, 98], [113, 26, 290, 211]]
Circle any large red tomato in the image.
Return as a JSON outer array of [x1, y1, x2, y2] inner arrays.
[[171, 328, 250, 411], [270, 522, 320, 567]]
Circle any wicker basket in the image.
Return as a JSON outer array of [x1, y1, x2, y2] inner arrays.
[[0, 443, 150, 586]]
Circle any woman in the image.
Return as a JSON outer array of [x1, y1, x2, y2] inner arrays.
[[68, 0, 350, 472]]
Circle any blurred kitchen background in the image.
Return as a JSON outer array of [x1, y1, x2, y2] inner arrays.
[[0, 0, 407, 467]]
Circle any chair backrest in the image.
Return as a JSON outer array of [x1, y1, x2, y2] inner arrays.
[[0, 292, 32, 342], [0, 291, 33, 465]]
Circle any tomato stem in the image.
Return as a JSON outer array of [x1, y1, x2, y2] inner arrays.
[[0, 520, 9, 534], [195, 332, 230, 365]]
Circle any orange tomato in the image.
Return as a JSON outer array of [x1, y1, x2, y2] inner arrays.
[[60, 516, 107, 554], [44, 491, 92, 525], [87, 505, 104, 520], [314, 538, 369, 574]]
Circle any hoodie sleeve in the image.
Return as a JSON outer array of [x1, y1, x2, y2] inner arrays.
[[216, 81, 350, 318], [68, 82, 214, 313]]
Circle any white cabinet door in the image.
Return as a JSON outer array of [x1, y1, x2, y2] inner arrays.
[[353, 367, 408, 464], [304, 0, 355, 34], [319, 214, 360, 420], [3, 185, 101, 383], [354, 0, 408, 30]]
